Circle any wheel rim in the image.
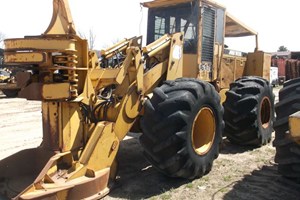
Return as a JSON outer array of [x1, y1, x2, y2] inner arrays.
[[260, 97, 271, 129], [192, 107, 216, 155]]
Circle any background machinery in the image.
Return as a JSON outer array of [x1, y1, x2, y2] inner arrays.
[[0, 0, 274, 199], [0, 48, 22, 97], [0, 69, 10, 83], [0, 67, 27, 97]]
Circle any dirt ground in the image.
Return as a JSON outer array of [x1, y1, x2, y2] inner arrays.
[[0, 87, 300, 200]]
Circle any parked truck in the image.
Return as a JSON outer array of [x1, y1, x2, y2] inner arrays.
[[270, 66, 279, 87]]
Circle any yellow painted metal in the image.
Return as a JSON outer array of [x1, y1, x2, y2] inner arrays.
[[42, 102, 61, 151], [145, 41, 171, 58], [41, 101, 84, 151], [1, 4, 186, 197], [182, 54, 198, 78], [245, 51, 271, 80], [44, 0, 76, 35], [114, 84, 142, 140], [143, 0, 263, 86], [3, 122, 114, 199], [125, 88, 142, 119], [4, 52, 46, 64], [225, 13, 257, 37], [142, 0, 194, 8], [143, 34, 170, 54], [0, 77, 9, 83], [90, 68, 121, 90], [4, 38, 76, 51], [220, 54, 247, 89], [289, 111, 300, 144], [60, 102, 85, 152], [0, 69, 10, 82], [19, 166, 110, 199], [100, 39, 130, 58], [115, 49, 135, 85], [213, 43, 223, 81], [166, 33, 184, 80], [42, 83, 71, 100], [79, 122, 119, 171], [219, 89, 228, 104], [143, 60, 169, 95], [133, 49, 144, 93], [1, 0, 119, 198], [192, 107, 216, 155]]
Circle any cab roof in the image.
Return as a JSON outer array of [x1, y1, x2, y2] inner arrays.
[[142, 0, 195, 8], [142, 0, 257, 37]]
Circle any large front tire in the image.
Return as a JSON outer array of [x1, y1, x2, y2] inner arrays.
[[140, 78, 224, 179], [223, 76, 275, 146], [273, 78, 300, 180]]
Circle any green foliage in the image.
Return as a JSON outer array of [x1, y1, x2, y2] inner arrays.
[[277, 45, 288, 52], [0, 32, 5, 48]]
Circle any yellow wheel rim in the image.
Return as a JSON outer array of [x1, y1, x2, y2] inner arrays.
[[192, 107, 216, 155]]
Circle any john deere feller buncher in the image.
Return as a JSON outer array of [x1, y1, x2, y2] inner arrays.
[[0, 0, 274, 199]]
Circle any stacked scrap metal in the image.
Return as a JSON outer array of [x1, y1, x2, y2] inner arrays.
[[285, 59, 300, 80]]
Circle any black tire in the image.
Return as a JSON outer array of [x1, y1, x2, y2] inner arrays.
[[140, 78, 224, 179], [2, 89, 19, 98], [223, 76, 275, 146], [273, 77, 300, 181]]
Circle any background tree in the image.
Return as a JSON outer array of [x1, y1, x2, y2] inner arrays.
[[0, 32, 6, 48], [277, 45, 288, 52], [88, 29, 96, 50], [79, 29, 96, 50], [0, 32, 5, 65]]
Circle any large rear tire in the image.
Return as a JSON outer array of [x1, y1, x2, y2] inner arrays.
[[140, 78, 224, 179], [223, 76, 274, 146], [273, 78, 300, 181]]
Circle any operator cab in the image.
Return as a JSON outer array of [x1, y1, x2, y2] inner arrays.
[[146, 2, 199, 54], [143, 0, 260, 87], [143, 0, 227, 80]]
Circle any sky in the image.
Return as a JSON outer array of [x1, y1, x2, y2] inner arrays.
[[0, 0, 299, 53]]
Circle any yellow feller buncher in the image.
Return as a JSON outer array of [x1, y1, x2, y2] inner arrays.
[[273, 78, 300, 182], [0, 0, 274, 199]]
